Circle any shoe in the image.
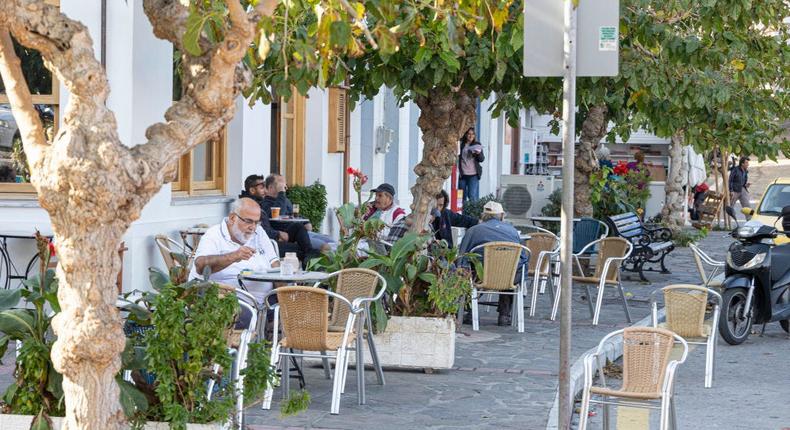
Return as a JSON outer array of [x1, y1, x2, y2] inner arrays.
[[463, 312, 473, 325], [497, 314, 512, 326]]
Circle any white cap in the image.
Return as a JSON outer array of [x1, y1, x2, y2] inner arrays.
[[483, 201, 504, 215]]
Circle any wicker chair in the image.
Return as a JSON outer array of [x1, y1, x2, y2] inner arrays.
[[260, 286, 360, 415], [313, 268, 387, 399], [154, 234, 191, 272], [469, 241, 530, 332], [689, 243, 725, 288], [209, 285, 259, 430], [550, 237, 633, 325], [525, 231, 560, 317], [579, 327, 689, 430], [650, 284, 722, 388]]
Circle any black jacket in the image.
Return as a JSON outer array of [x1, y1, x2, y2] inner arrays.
[[432, 208, 479, 247], [260, 192, 294, 218], [729, 166, 748, 193], [238, 190, 279, 239], [459, 140, 485, 179]]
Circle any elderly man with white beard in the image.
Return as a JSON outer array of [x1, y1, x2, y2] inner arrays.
[[189, 197, 280, 303]]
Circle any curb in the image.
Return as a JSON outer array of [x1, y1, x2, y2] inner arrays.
[[545, 309, 665, 430]]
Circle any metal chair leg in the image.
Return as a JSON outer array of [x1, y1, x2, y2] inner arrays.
[[281, 350, 291, 400], [670, 396, 678, 430], [530, 271, 541, 317], [471, 288, 480, 331], [602, 396, 610, 430], [578, 388, 592, 430], [592, 280, 607, 326], [550, 281, 561, 321], [365, 310, 385, 385], [330, 347, 347, 415], [356, 317, 366, 405], [705, 335, 715, 388], [320, 351, 332, 379], [617, 282, 632, 323], [584, 283, 595, 318], [517, 290, 525, 333]]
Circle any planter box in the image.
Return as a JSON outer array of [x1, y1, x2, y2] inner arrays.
[[0, 414, 227, 430], [347, 316, 456, 370]]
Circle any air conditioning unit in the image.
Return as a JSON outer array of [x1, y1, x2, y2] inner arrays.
[[499, 175, 557, 226]]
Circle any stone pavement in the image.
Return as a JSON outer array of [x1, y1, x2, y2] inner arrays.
[[3, 232, 787, 429]]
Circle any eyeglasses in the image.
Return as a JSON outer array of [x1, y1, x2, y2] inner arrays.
[[254, 182, 265, 188], [233, 212, 260, 226]]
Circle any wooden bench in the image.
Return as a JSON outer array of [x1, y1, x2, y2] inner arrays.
[[606, 212, 675, 282]]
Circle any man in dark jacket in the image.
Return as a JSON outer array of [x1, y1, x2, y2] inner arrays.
[[239, 174, 314, 262], [431, 189, 478, 247], [728, 157, 752, 219]]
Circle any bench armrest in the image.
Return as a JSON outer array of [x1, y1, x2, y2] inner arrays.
[[643, 225, 673, 242]]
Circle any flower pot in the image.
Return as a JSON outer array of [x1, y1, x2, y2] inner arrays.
[[0, 414, 229, 430], [348, 316, 456, 370]]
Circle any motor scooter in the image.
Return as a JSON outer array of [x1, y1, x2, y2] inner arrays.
[[718, 205, 790, 345]]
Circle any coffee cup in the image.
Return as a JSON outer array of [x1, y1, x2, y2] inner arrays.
[[271, 207, 281, 218]]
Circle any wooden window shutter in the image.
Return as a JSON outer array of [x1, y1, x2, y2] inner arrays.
[[328, 87, 348, 153]]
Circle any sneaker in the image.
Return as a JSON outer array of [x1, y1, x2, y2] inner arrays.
[[497, 314, 512, 326]]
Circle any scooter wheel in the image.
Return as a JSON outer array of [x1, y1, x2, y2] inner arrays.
[[781, 320, 790, 334], [719, 288, 753, 345]]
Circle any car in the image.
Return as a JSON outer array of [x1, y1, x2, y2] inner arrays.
[[743, 177, 790, 244], [0, 104, 19, 150]]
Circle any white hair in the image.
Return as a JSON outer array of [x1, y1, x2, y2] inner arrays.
[[229, 198, 244, 215]]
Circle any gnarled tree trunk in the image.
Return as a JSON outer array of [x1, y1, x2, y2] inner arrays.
[[409, 89, 477, 232], [661, 131, 687, 231], [0, 1, 274, 428], [575, 104, 608, 217]]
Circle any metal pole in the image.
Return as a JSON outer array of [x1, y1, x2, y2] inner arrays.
[[558, 0, 577, 429]]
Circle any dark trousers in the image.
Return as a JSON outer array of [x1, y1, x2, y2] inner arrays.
[[276, 223, 318, 264]]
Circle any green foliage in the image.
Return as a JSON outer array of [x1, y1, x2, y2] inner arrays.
[[541, 189, 562, 218], [11, 137, 29, 182], [280, 389, 311, 418], [672, 227, 709, 247], [590, 167, 651, 219], [117, 271, 277, 428], [0, 234, 63, 424], [462, 194, 502, 220], [286, 181, 328, 230]]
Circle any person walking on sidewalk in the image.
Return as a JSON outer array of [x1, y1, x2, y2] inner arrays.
[[458, 127, 484, 203], [729, 156, 752, 219]]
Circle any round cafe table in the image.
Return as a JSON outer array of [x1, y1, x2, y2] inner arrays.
[[237, 269, 329, 285], [269, 216, 310, 231]]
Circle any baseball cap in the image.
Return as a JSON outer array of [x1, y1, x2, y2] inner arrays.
[[483, 201, 504, 215], [372, 183, 396, 197]]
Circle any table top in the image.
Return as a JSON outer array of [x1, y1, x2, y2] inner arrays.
[[0, 231, 54, 240], [239, 270, 330, 283], [528, 216, 582, 223], [269, 217, 310, 224], [519, 233, 531, 241]]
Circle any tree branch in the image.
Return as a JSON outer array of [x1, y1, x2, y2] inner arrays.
[[0, 29, 49, 168]]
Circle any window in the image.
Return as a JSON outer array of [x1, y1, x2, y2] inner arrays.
[[0, 25, 60, 194], [273, 88, 305, 185], [171, 50, 226, 196]]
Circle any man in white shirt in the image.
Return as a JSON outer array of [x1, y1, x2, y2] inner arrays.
[[189, 198, 280, 303]]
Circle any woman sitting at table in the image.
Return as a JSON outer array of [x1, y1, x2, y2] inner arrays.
[[431, 189, 478, 247]]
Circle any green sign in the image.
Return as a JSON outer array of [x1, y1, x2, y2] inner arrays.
[[599, 26, 617, 51]]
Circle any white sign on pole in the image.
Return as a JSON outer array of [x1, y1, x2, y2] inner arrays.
[[523, 0, 619, 77]]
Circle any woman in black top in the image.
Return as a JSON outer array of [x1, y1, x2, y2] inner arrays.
[[432, 189, 479, 247]]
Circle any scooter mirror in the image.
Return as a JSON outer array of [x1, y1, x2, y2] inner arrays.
[[782, 206, 790, 237]]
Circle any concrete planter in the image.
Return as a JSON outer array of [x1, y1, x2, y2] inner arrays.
[[0, 414, 227, 430], [349, 316, 456, 370]]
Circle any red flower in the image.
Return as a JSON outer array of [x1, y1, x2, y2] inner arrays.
[[48, 242, 56, 257], [346, 167, 355, 175], [613, 161, 629, 176]]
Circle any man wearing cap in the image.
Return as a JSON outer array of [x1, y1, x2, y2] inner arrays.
[[363, 183, 407, 239], [458, 201, 528, 326]]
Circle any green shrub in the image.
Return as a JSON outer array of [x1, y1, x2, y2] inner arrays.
[[462, 193, 501, 219], [287, 181, 328, 229], [672, 227, 709, 247]]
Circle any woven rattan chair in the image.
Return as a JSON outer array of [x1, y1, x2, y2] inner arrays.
[[579, 327, 689, 430], [469, 241, 530, 332], [526, 231, 560, 317], [689, 243, 725, 288], [314, 268, 387, 400], [260, 286, 360, 415], [207, 284, 259, 429], [550, 237, 633, 325], [154, 234, 191, 272], [650, 284, 722, 388]]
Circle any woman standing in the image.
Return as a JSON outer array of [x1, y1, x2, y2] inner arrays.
[[458, 127, 485, 202]]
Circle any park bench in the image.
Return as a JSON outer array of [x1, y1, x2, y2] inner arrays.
[[606, 212, 675, 282]]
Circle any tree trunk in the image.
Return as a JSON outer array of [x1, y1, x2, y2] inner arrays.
[[575, 104, 608, 217], [410, 89, 477, 232], [0, 1, 268, 428], [661, 132, 687, 230]]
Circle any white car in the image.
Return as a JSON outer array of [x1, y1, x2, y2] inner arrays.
[[0, 104, 19, 150]]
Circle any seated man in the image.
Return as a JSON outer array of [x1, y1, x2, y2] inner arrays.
[[189, 197, 280, 304], [363, 183, 406, 240], [238, 174, 314, 263], [260, 174, 335, 251], [432, 189, 478, 247], [458, 201, 528, 326]]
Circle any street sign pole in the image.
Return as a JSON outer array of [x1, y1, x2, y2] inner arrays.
[[558, 0, 577, 428]]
